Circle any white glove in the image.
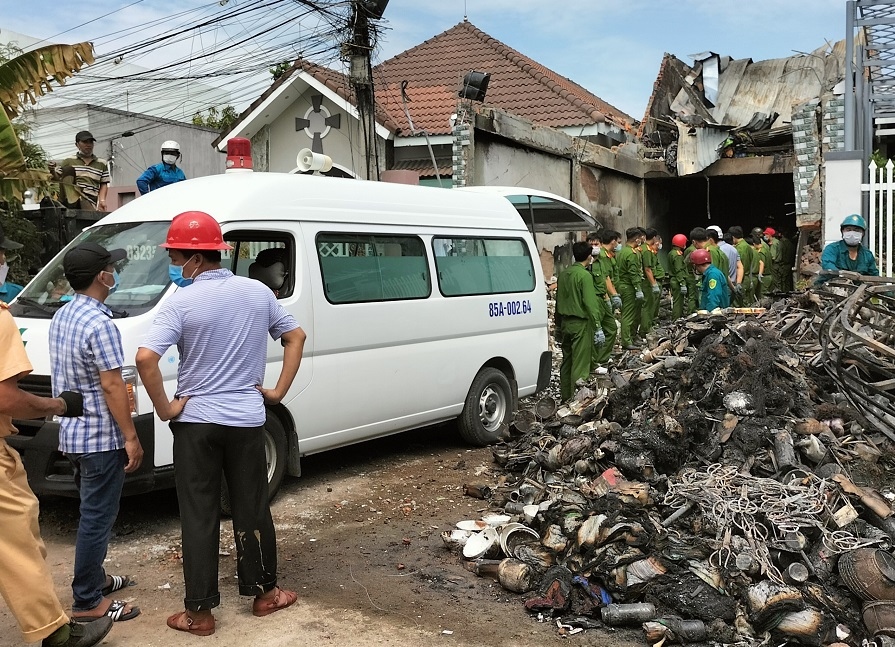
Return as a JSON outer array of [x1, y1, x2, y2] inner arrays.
[[734, 283, 743, 294], [680, 285, 688, 295], [610, 295, 622, 310], [651, 284, 660, 294], [635, 289, 644, 300], [593, 329, 606, 346]]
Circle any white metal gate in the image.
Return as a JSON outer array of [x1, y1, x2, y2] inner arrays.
[[864, 159, 894, 277]]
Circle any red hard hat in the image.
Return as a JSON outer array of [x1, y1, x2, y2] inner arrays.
[[689, 248, 711, 265], [763, 227, 776, 237], [161, 211, 233, 251], [672, 234, 688, 248]]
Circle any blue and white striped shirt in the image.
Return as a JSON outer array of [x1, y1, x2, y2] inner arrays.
[[141, 268, 299, 426], [49, 293, 126, 453]]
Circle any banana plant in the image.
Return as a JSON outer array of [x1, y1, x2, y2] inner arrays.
[[0, 42, 94, 201]]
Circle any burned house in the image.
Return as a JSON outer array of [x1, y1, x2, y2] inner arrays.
[[638, 43, 847, 239]]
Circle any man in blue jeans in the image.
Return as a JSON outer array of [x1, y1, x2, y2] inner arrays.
[[49, 242, 145, 623]]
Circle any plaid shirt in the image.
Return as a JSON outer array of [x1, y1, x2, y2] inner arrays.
[[49, 293, 125, 453]]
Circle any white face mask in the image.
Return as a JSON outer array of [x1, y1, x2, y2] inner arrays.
[[0, 262, 7, 285], [591, 245, 600, 257], [657, 244, 663, 251], [614, 243, 622, 252], [162, 154, 178, 165], [842, 231, 863, 247]]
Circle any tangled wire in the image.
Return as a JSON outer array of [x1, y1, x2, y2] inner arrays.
[[663, 464, 879, 584]]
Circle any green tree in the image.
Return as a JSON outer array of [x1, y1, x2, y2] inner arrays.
[[192, 105, 239, 132], [0, 40, 94, 201], [269, 59, 292, 81]]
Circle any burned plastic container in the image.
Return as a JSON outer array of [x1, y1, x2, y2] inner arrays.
[[601, 602, 656, 626], [839, 549, 895, 601], [643, 618, 707, 643], [863, 600, 895, 637]]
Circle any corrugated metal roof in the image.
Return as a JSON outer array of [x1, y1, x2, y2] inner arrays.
[[711, 55, 828, 128], [650, 41, 845, 175], [675, 123, 728, 176]]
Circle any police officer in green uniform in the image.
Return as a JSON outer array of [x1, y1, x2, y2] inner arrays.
[[730, 226, 754, 305], [668, 234, 689, 320], [778, 231, 796, 292], [753, 227, 774, 294], [750, 233, 768, 299], [682, 238, 699, 314], [639, 228, 661, 336], [555, 242, 603, 401], [589, 230, 622, 370], [616, 227, 645, 350]]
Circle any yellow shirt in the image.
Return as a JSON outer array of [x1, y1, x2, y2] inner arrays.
[[0, 304, 33, 438]]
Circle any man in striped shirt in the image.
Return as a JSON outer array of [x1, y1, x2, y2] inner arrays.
[[136, 211, 306, 637], [50, 131, 110, 211], [49, 242, 144, 624]]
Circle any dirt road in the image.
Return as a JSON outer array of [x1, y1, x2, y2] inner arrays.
[[1, 425, 643, 647]]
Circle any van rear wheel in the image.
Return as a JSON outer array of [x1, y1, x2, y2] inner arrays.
[[459, 368, 513, 446], [220, 411, 288, 516]]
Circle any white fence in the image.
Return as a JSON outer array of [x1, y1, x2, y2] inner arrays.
[[865, 159, 894, 277]]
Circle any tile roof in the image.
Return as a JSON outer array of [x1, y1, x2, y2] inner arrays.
[[212, 58, 398, 148], [374, 21, 633, 136], [217, 21, 632, 147], [390, 158, 453, 178]]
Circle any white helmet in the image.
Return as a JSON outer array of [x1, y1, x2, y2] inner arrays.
[[161, 140, 180, 154]]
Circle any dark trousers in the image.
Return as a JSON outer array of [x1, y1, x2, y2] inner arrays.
[[171, 422, 277, 611]]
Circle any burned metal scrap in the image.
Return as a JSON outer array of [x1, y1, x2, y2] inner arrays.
[[441, 295, 895, 645]]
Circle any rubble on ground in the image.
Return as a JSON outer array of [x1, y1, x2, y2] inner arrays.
[[443, 287, 895, 645]]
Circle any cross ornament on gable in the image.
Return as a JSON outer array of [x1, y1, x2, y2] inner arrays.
[[295, 94, 341, 154]]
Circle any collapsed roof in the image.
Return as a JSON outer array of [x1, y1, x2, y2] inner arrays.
[[639, 42, 846, 176]]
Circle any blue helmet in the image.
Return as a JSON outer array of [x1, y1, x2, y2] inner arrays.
[[841, 214, 866, 230]]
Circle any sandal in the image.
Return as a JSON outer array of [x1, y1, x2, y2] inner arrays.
[[73, 599, 140, 622], [101, 574, 136, 597], [167, 610, 215, 636], [252, 587, 298, 617]]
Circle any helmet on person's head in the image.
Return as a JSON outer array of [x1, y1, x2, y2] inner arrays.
[[763, 227, 776, 237], [689, 249, 711, 265], [840, 214, 866, 230], [672, 234, 688, 248], [161, 140, 180, 155], [706, 225, 723, 238], [161, 211, 233, 250]]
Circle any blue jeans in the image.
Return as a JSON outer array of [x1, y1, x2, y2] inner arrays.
[[67, 449, 127, 612]]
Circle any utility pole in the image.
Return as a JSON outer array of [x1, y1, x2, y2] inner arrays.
[[348, 1, 386, 181]]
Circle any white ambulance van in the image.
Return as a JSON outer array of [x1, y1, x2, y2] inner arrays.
[[9, 170, 551, 500]]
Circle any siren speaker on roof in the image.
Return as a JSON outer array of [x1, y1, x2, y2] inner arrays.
[[357, 0, 388, 19], [459, 71, 490, 103]]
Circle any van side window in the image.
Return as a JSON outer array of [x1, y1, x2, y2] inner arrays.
[[222, 236, 294, 299], [433, 237, 535, 297], [317, 233, 430, 304]]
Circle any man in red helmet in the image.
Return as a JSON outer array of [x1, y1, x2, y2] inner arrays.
[[668, 234, 689, 320], [136, 211, 307, 636], [689, 248, 730, 311]]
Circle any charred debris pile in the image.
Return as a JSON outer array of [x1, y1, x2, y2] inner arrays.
[[444, 288, 895, 645]]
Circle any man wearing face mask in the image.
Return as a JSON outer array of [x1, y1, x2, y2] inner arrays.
[[0, 224, 25, 303], [817, 214, 879, 285], [136, 211, 306, 636], [48, 242, 145, 624], [136, 141, 187, 195]]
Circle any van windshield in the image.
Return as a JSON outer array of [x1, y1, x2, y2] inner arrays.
[[12, 221, 171, 319]]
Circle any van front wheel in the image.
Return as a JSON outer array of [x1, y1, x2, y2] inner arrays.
[[459, 368, 513, 446], [220, 412, 288, 515]]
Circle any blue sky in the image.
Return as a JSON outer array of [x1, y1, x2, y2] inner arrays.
[[1, 0, 847, 121]]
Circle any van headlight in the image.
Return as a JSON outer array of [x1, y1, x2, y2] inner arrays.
[[121, 366, 139, 416]]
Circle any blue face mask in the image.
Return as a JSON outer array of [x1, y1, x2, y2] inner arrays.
[[101, 269, 119, 294], [615, 243, 623, 253], [169, 258, 195, 288]]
